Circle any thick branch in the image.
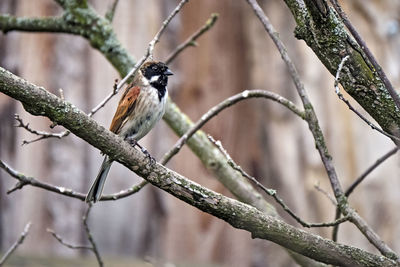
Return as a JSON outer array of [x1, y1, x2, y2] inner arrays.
[[249, 0, 398, 260], [0, 67, 397, 267], [0, 0, 277, 219], [0, 15, 69, 33], [283, 0, 400, 139]]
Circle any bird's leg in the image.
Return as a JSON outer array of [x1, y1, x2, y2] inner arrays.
[[124, 136, 156, 164]]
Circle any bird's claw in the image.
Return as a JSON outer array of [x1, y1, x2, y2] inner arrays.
[[124, 137, 156, 165], [141, 147, 156, 165]]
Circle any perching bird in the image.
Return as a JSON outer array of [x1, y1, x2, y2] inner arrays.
[[85, 61, 173, 203]]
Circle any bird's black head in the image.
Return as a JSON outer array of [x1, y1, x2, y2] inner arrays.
[[141, 61, 173, 90]]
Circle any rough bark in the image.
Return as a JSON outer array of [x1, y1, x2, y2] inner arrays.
[[0, 66, 397, 267]]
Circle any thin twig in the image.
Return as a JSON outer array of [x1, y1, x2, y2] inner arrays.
[[161, 89, 304, 164], [332, 146, 399, 241], [345, 147, 399, 197], [48, 205, 103, 266], [47, 229, 92, 250], [105, 0, 120, 22], [334, 56, 400, 141], [314, 182, 337, 206], [0, 222, 31, 266], [14, 114, 70, 145], [87, 79, 119, 117], [329, 0, 400, 113], [83, 205, 103, 267], [0, 159, 147, 201], [208, 135, 350, 228], [165, 13, 219, 64]]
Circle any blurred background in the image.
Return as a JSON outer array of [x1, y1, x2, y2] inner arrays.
[[1, 0, 400, 266]]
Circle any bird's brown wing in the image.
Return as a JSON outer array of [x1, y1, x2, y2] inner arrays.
[[109, 85, 140, 134]]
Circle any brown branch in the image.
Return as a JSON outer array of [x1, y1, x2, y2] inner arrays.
[[0, 222, 31, 266]]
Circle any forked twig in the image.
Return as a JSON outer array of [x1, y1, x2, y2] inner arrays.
[[208, 135, 350, 228], [0, 159, 147, 201], [48, 205, 103, 266], [14, 114, 70, 145], [332, 146, 399, 241]]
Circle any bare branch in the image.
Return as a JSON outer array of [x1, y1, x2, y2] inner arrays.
[[0, 15, 70, 34], [0, 159, 147, 201], [48, 205, 103, 266], [83, 205, 103, 266], [334, 56, 400, 141], [314, 182, 337, 206], [114, 0, 189, 93], [345, 147, 399, 197], [87, 79, 119, 117], [161, 89, 304, 164], [329, 0, 400, 113], [105, 0, 120, 22], [332, 146, 399, 241], [0, 222, 31, 266], [14, 114, 70, 145], [208, 135, 349, 228], [246, 0, 398, 260], [1, 67, 398, 266], [165, 13, 219, 64], [47, 229, 92, 250]]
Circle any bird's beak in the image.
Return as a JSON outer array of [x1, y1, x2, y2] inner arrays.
[[164, 69, 174, 76]]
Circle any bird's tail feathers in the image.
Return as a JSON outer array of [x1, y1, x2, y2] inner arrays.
[[85, 156, 112, 203]]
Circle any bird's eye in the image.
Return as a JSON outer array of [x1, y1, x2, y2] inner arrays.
[[152, 66, 158, 71]]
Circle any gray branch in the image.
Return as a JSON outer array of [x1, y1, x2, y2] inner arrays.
[[0, 66, 397, 267], [0, 222, 31, 266]]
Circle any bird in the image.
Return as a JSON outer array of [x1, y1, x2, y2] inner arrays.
[[85, 61, 173, 203]]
